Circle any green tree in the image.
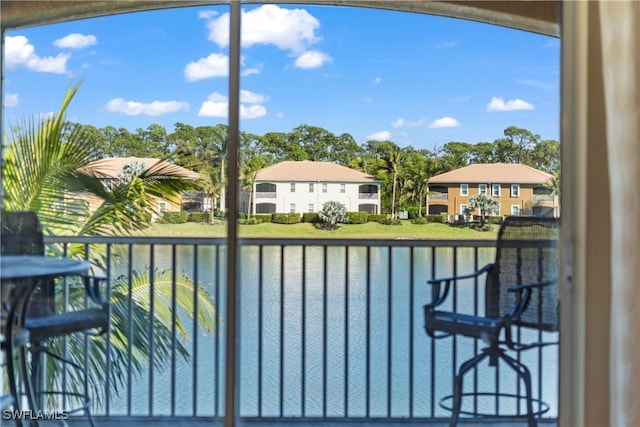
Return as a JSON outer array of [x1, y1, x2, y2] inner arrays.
[[464, 193, 500, 228], [375, 141, 403, 218], [2, 82, 215, 405], [241, 154, 268, 219], [544, 170, 561, 217]]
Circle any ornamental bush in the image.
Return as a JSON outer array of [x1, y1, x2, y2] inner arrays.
[[188, 212, 212, 223], [318, 201, 348, 230], [302, 212, 320, 223], [271, 213, 301, 224], [367, 214, 387, 222], [346, 211, 368, 224], [160, 211, 189, 224]]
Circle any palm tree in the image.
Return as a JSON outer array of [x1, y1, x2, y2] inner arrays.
[[465, 193, 500, 229], [544, 170, 561, 217], [2, 82, 216, 405], [241, 155, 267, 220], [377, 142, 403, 218]]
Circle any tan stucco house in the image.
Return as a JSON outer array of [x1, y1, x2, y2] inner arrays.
[[427, 163, 558, 218], [80, 156, 201, 214]]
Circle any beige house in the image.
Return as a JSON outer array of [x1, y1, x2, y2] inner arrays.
[[80, 157, 201, 214], [427, 163, 558, 218], [244, 160, 381, 215]]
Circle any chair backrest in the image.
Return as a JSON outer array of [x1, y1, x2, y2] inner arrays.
[[1, 211, 45, 256], [485, 216, 560, 332]]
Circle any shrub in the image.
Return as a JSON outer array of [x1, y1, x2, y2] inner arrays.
[[253, 214, 272, 223], [367, 214, 387, 222], [346, 211, 368, 224], [160, 211, 189, 224], [426, 214, 445, 223], [302, 212, 320, 223], [271, 213, 301, 224], [188, 212, 212, 223], [318, 201, 348, 230], [406, 207, 420, 220], [412, 216, 427, 224]]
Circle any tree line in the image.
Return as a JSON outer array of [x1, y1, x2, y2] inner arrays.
[[71, 121, 560, 216]]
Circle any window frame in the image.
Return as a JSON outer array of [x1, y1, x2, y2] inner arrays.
[[460, 183, 469, 196], [492, 183, 501, 197]]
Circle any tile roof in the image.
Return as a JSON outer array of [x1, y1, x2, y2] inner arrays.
[[81, 157, 201, 180], [428, 163, 553, 184], [256, 160, 380, 183]]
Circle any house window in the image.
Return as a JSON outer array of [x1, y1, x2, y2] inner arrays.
[[340, 183, 346, 193], [308, 203, 314, 213], [511, 184, 520, 197], [289, 203, 296, 213], [309, 182, 314, 193], [322, 183, 328, 193], [511, 205, 521, 215], [492, 184, 501, 197], [460, 183, 469, 196], [479, 184, 487, 195], [158, 201, 167, 212], [290, 182, 296, 192], [460, 204, 469, 215]]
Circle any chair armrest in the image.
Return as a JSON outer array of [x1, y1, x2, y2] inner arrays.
[[425, 263, 494, 309], [82, 274, 109, 307], [507, 279, 556, 318]]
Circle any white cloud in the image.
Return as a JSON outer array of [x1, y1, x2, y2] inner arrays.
[[486, 97, 534, 112], [392, 117, 427, 128], [240, 89, 266, 104], [184, 53, 229, 82], [276, 112, 285, 119], [206, 5, 321, 53], [241, 104, 268, 119], [202, 5, 329, 69], [104, 98, 189, 116], [545, 39, 560, 49], [294, 50, 332, 69], [5, 35, 70, 74], [428, 117, 460, 128], [366, 130, 391, 141], [374, 77, 382, 84], [54, 33, 97, 49], [198, 92, 267, 119], [198, 10, 219, 20], [4, 93, 20, 107]]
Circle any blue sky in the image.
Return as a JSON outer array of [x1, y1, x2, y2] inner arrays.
[[3, 4, 560, 150]]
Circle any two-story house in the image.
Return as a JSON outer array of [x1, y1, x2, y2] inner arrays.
[[427, 163, 558, 218], [245, 160, 381, 215], [81, 156, 201, 214]]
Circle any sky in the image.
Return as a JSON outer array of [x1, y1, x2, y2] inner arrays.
[[3, 4, 560, 151]]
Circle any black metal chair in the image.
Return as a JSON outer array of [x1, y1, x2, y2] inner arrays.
[[1, 211, 109, 426], [423, 216, 559, 427]]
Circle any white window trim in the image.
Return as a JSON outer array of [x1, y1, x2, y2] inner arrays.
[[511, 205, 521, 215], [479, 183, 487, 195], [492, 184, 501, 197], [460, 183, 469, 196], [322, 182, 328, 193], [511, 184, 520, 198]]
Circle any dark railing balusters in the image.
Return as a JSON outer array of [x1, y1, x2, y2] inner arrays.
[[40, 236, 556, 425]]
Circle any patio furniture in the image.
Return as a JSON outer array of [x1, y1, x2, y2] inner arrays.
[[423, 216, 559, 427], [1, 211, 109, 427]]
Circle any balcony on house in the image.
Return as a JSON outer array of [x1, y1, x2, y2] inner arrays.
[[358, 184, 379, 200], [32, 235, 559, 427], [255, 183, 277, 199]]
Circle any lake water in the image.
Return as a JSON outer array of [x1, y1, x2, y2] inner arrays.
[[104, 243, 558, 419]]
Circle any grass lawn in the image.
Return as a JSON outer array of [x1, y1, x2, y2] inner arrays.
[[136, 220, 498, 240]]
